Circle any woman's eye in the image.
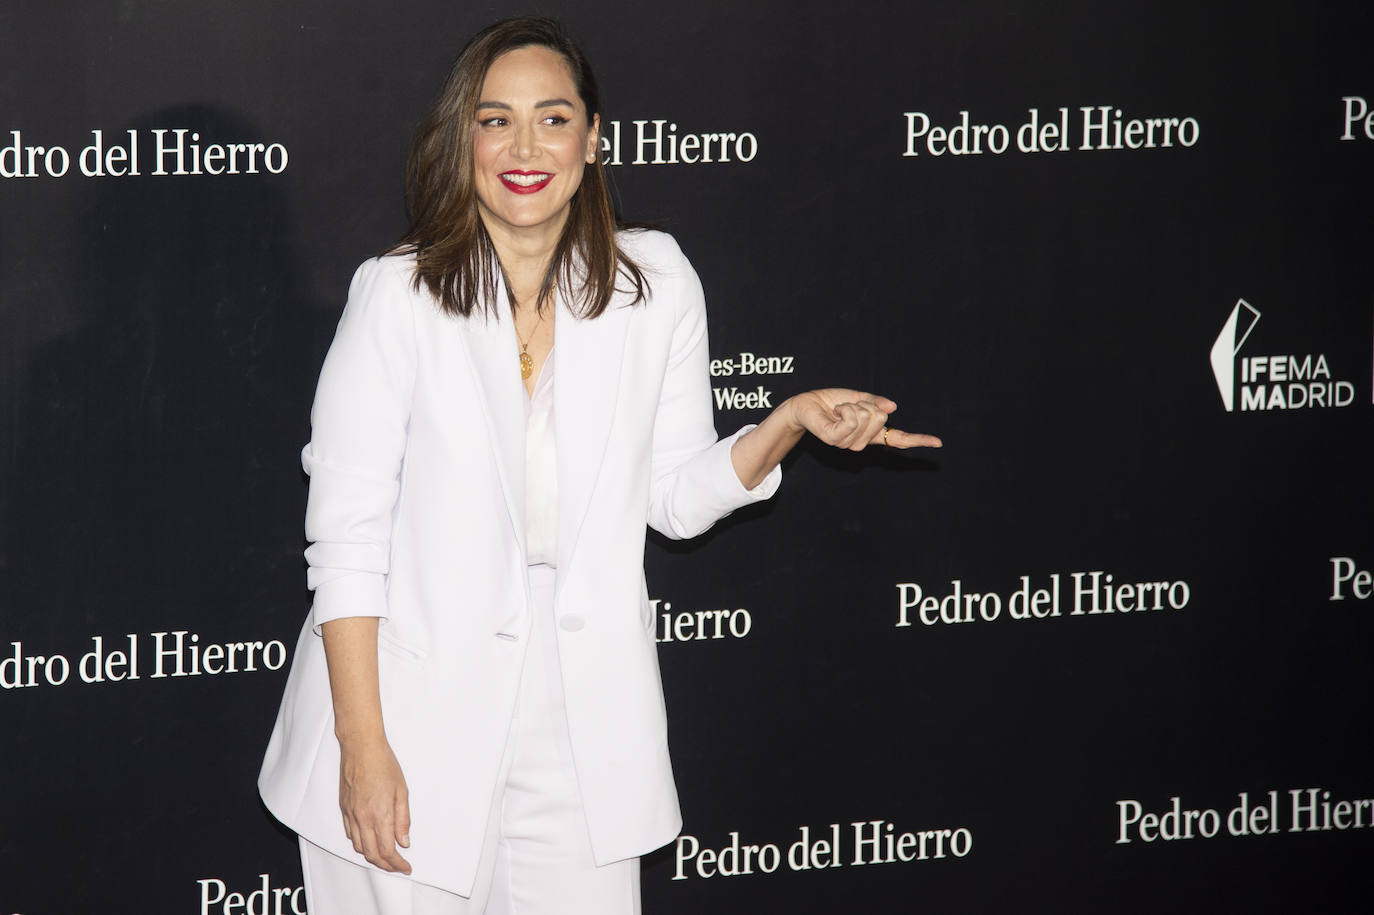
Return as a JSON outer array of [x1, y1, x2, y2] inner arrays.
[[542, 115, 569, 126], [479, 116, 508, 128]]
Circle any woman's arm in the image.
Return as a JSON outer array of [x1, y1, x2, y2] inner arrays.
[[321, 617, 412, 875], [731, 389, 942, 491], [303, 257, 418, 874], [643, 237, 784, 539]]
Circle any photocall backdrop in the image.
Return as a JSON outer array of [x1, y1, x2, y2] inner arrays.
[[2, 1, 1370, 912]]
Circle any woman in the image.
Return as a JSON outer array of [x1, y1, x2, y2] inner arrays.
[[259, 16, 940, 914]]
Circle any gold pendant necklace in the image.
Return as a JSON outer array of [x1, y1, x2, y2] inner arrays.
[[516, 290, 549, 380], [517, 320, 539, 380]]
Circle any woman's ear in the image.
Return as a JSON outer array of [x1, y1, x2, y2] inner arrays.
[[586, 114, 601, 164]]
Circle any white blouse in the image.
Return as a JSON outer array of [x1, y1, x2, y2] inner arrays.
[[524, 347, 558, 567]]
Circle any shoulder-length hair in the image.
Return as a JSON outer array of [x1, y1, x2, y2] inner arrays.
[[394, 16, 647, 320]]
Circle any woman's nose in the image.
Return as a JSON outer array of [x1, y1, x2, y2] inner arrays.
[[512, 121, 537, 160]]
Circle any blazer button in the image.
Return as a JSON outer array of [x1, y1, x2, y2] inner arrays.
[[559, 614, 586, 632]]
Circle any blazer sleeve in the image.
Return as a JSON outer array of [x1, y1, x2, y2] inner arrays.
[[645, 237, 781, 540], [301, 257, 417, 633]]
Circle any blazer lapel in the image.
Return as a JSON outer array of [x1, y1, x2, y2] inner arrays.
[[454, 285, 527, 559], [555, 290, 630, 576]]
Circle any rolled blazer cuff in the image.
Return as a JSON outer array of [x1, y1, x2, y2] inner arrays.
[[307, 571, 388, 635], [659, 425, 780, 539], [720, 424, 782, 502]]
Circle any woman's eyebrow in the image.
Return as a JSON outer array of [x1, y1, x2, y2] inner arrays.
[[476, 98, 575, 109]]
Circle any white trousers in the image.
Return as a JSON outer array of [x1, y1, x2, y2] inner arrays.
[[300, 566, 642, 915]]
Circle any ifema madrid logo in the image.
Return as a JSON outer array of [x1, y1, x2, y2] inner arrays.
[[1209, 299, 1356, 412]]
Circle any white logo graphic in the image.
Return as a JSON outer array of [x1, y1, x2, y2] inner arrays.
[[1209, 299, 1261, 412], [1209, 300, 1355, 411]]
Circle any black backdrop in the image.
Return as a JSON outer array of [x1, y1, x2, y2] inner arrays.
[[2, 2, 1371, 912]]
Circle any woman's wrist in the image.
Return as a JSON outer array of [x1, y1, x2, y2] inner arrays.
[[778, 394, 809, 435], [334, 717, 389, 748]]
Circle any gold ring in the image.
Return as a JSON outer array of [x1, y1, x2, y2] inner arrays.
[[882, 427, 890, 446]]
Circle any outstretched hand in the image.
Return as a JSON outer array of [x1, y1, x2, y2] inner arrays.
[[730, 386, 942, 490], [787, 388, 943, 451]]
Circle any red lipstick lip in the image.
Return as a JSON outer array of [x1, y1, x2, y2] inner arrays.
[[499, 170, 553, 194]]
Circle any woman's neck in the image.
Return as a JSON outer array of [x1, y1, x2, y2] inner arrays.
[[483, 218, 565, 308]]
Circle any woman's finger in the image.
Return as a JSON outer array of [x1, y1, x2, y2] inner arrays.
[[356, 803, 408, 873], [855, 407, 889, 451], [875, 427, 943, 449], [395, 786, 412, 850], [371, 816, 412, 873], [825, 403, 861, 445], [833, 401, 884, 449]]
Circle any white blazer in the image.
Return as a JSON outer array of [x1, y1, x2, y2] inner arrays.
[[258, 230, 781, 896]]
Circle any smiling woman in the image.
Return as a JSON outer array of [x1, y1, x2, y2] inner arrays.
[[471, 47, 600, 242], [257, 15, 940, 915], [394, 18, 642, 330], [467, 44, 604, 390]]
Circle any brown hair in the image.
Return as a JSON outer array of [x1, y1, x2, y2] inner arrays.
[[394, 16, 647, 319]]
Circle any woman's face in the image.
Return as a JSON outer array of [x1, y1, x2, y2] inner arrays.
[[472, 45, 600, 248]]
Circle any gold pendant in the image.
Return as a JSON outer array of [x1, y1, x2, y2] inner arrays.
[[520, 351, 534, 380]]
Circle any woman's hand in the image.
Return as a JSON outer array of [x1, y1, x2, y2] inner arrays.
[[731, 387, 941, 490], [338, 735, 413, 874], [785, 389, 942, 451], [320, 616, 412, 875]]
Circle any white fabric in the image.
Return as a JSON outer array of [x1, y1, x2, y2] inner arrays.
[[260, 231, 782, 895], [524, 348, 557, 568], [299, 567, 640, 915]]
